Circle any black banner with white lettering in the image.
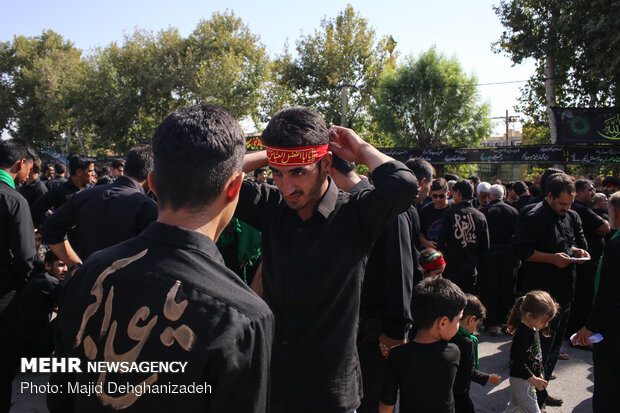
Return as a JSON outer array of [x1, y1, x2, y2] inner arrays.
[[377, 146, 619, 164], [552, 107, 620, 144]]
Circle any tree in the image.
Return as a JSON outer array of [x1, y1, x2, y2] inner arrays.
[[1, 31, 86, 150], [186, 10, 269, 126], [276, 4, 393, 131], [371, 47, 491, 148], [494, 0, 620, 142]]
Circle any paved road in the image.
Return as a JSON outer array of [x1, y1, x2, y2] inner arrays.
[[471, 331, 594, 413], [11, 332, 594, 412]]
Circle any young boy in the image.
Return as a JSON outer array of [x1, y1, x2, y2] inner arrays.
[[380, 277, 467, 413], [450, 294, 502, 413]]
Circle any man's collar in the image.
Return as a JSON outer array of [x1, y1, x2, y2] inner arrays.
[[0, 169, 16, 189], [113, 175, 146, 193], [316, 176, 339, 219]]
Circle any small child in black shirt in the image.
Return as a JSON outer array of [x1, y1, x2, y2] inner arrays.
[[504, 290, 559, 413], [450, 294, 502, 413], [380, 277, 467, 413]]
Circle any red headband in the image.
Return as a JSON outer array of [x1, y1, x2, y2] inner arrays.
[[266, 145, 329, 167], [422, 256, 446, 271]]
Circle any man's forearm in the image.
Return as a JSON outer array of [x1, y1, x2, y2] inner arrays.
[[357, 143, 393, 173], [525, 250, 555, 264], [49, 241, 82, 269], [243, 151, 268, 173]]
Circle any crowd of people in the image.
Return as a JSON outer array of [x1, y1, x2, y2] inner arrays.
[[0, 104, 618, 413]]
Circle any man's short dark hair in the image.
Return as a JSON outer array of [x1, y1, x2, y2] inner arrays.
[[44, 250, 60, 265], [0, 139, 37, 169], [411, 277, 467, 330], [54, 162, 66, 175], [124, 145, 153, 182], [331, 154, 356, 175], [253, 168, 266, 178], [32, 158, 42, 174], [444, 173, 459, 182], [541, 168, 564, 192], [261, 107, 329, 148], [602, 176, 620, 188], [575, 179, 593, 193], [111, 159, 125, 170], [68, 155, 92, 176], [152, 104, 246, 211], [430, 178, 448, 192], [468, 175, 480, 186], [512, 181, 528, 196], [452, 179, 474, 200], [547, 174, 576, 198], [405, 158, 434, 182]]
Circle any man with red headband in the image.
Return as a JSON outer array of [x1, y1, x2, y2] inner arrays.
[[236, 107, 418, 413]]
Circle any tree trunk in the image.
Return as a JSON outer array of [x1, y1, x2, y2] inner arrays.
[[545, 54, 557, 144]]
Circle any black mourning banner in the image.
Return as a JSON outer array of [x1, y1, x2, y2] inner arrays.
[[379, 146, 566, 164], [553, 107, 620, 144]]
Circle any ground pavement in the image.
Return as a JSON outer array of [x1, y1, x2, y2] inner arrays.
[[11, 333, 594, 412]]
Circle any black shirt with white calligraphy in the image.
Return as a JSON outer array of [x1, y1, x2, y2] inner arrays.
[[48, 222, 274, 413]]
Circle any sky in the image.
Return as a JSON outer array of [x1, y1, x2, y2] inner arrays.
[[1, 0, 537, 136]]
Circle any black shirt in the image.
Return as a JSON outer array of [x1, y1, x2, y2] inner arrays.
[[571, 200, 607, 267], [19, 270, 61, 354], [48, 222, 274, 413], [510, 194, 533, 212], [512, 200, 587, 306], [40, 176, 158, 261], [438, 201, 490, 276], [235, 161, 418, 413], [31, 179, 81, 228], [481, 199, 518, 256], [509, 322, 543, 380], [352, 179, 414, 341], [18, 177, 48, 206], [0, 181, 36, 311], [585, 230, 620, 334], [450, 333, 489, 395], [381, 340, 460, 413], [45, 176, 67, 190], [420, 201, 451, 244]]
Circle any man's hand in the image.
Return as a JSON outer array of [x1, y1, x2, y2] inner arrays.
[[488, 374, 502, 385], [379, 333, 406, 358], [572, 326, 593, 346], [572, 248, 590, 260], [528, 375, 548, 391], [551, 252, 575, 268], [328, 126, 392, 172], [420, 235, 437, 250]]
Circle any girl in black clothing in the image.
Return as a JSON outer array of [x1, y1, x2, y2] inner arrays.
[[504, 291, 559, 413]]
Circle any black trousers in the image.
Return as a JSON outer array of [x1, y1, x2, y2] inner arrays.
[[478, 253, 516, 326], [357, 338, 387, 413], [540, 305, 570, 380], [444, 270, 477, 295], [592, 329, 620, 413], [0, 294, 23, 413], [567, 265, 596, 337], [454, 392, 476, 413]]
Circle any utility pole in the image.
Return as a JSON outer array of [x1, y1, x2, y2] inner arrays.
[[491, 110, 520, 145]]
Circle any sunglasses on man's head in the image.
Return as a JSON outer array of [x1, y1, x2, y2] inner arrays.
[[431, 194, 446, 199]]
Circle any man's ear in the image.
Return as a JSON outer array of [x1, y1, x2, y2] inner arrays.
[[437, 316, 449, 330], [322, 152, 332, 173], [225, 171, 244, 202], [147, 171, 157, 196], [9, 158, 26, 174]]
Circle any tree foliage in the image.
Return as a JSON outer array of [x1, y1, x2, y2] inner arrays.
[[275, 4, 393, 130], [371, 47, 491, 148], [494, 0, 620, 138]]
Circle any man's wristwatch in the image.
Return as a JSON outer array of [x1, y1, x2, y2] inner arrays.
[[69, 262, 82, 273]]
